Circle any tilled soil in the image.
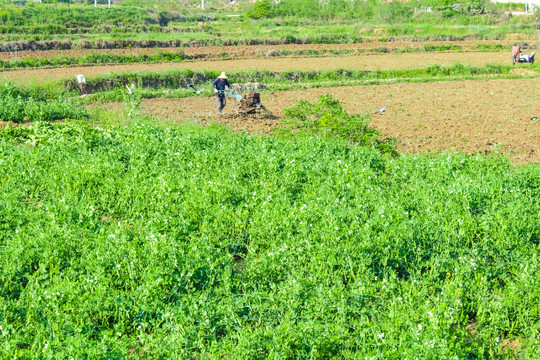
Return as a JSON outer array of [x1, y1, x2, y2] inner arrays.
[[1, 51, 515, 84], [0, 40, 522, 60], [114, 77, 540, 164]]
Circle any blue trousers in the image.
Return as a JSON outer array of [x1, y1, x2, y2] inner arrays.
[[215, 93, 226, 114]]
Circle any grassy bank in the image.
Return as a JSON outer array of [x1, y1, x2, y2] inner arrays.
[[0, 24, 537, 51], [0, 0, 538, 48], [0, 17, 538, 51]]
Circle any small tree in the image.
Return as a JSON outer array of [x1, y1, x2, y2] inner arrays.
[[244, 0, 272, 19]]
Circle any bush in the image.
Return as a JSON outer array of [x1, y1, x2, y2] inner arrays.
[[244, 0, 273, 19], [283, 94, 398, 156]]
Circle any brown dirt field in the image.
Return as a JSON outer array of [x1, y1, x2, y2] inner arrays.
[[0, 51, 516, 84], [0, 40, 522, 60], [111, 78, 539, 164]]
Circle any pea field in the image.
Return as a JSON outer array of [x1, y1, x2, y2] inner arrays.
[[1, 0, 540, 359]]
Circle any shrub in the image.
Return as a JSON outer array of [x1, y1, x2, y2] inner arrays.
[[283, 94, 398, 156], [244, 0, 273, 19]]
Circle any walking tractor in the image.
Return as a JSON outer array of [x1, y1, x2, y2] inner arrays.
[[517, 51, 535, 64], [240, 91, 267, 114], [220, 89, 268, 115], [187, 84, 267, 115], [512, 45, 535, 64]]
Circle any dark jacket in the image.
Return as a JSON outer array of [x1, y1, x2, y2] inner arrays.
[[212, 78, 232, 91]]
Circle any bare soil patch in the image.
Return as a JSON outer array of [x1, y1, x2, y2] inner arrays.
[[510, 67, 538, 76], [0, 121, 33, 129], [116, 78, 540, 164]]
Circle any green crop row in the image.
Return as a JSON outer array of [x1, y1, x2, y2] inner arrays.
[[65, 64, 515, 94], [1, 115, 539, 358], [0, 81, 86, 122], [0, 50, 190, 69], [0, 39, 200, 52], [0, 27, 536, 51], [1, 30, 535, 51], [0, 24, 207, 35]]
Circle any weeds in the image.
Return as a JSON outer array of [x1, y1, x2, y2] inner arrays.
[[122, 83, 142, 119]]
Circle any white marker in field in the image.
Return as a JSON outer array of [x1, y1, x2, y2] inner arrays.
[[75, 74, 86, 84]]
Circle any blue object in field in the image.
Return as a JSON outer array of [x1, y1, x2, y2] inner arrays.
[[219, 89, 242, 100]]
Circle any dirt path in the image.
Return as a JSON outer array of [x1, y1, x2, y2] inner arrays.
[[0, 51, 516, 84], [101, 77, 539, 164]]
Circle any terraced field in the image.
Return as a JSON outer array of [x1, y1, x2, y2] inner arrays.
[[3, 3, 540, 358], [0, 39, 521, 60], [0, 51, 517, 84], [3, 43, 538, 164]]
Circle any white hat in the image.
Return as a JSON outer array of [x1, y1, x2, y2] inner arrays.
[[218, 72, 228, 79]]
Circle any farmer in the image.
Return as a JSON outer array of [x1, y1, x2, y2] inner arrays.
[[512, 45, 521, 65], [212, 72, 233, 115]]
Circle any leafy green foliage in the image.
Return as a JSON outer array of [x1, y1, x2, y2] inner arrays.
[[0, 50, 189, 69], [63, 63, 520, 94], [244, 0, 495, 20], [1, 119, 539, 358], [0, 0, 534, 48], [0, 81, 86, 123], [0, 4, 188, 28], [122, 83, 142, 119], [244, 0, 273, 19], [283, 95, 397, 156]]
